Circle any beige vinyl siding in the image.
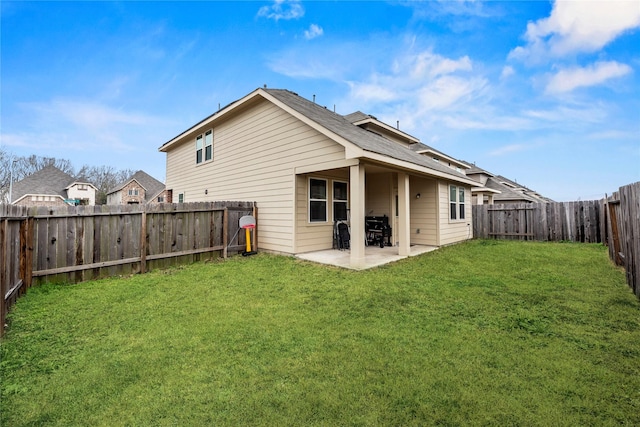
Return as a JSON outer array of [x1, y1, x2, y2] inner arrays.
[[409, 176, 438, 246], [295, 170, 349, 253], [165, 99, 346, 254], [437, 181, 473, 246], [365, 173, 393, 217]]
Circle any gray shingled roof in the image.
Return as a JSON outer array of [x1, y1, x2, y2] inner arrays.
[[485, 177, 541, 202], [11, 165, 76, 201], [344, 111, 371, 123], [264, 89, 470, 181], [465, 164, 494, 176]]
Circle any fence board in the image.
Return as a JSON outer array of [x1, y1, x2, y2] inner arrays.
[[474, 200, 605, 243], [1, 201, 256, 335], [474, 183, 639, 298]]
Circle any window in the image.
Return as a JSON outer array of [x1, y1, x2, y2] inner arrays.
[[157, 196, 164, 203], [459, 187, 465, 220], [178, 193, 184, 203], [196, 134, 203, 164], [128, 188, 139, 196], [196, 130, 213, 164], [333, 181, 348, 221], [196, 135, 203, 164], [309, 178, 327, 222], [450, 185, 465, 220], [204, 130, 213, 161]]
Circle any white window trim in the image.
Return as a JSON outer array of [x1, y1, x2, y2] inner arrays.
[[204, 130, 213, 162], [195, 134, 203, 164], [308, 177, 328, 223], [332, 180, 349, 222], [449, 185, 466, 222], [196, 128, 214, 165]]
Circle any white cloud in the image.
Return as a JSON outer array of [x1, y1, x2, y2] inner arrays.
[[348, 50, 479, 109], [500, 65, 515, 80], [489, 143, 531, 156], [304, 24, 323, 40], [30, 99, 156, 130], [401, 51, 472, 79], [347, 81, 398, 103], [524, 104, 608, 124], [8, 98, 171, 154], [545, 61, 632, 94], [510, 0, 640, 62], [257, 0, 304, 21], [338, 49, 492, 134]]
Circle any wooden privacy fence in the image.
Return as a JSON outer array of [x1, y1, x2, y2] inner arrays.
[[605, 182, 639, 298], [1, 201, 257, 334], [473, 200, 603, 243], [473, 181, 639, 298]]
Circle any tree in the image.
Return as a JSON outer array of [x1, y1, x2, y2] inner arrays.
[[0, 148, 135, 205], [77, 165, 134, 205]]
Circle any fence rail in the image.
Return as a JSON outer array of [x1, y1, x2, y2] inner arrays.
[[473, 182, 639, 299], [1, 202, 256, 335], [473, 200, 603, 243]]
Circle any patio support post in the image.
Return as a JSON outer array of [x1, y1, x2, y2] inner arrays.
[[349, 163, 366, 268], [398, 172, 411, 256]]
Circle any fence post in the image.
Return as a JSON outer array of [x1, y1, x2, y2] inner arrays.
[[24, 216, 34, 291], [223, 207, 228, 259], [18, 218, 29, 297], [252, 203, 258, 253], [608, 200, 623, 266], [140, 206, 147, 274], [1, 217, 7, 333]]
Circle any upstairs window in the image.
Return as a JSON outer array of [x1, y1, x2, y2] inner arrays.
[[204, 130, 213, 161], [196, 129, 213, 164], [196, 134, 203, 164], [128, 188, 139, 196]]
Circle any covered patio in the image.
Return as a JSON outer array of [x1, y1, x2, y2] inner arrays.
[[295, 244, 439, 270]]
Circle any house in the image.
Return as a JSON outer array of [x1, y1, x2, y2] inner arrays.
[[10, 165, 97, 207], [106, 170, 167, 205], [159, 88, 481, 268], [464, 163, 552, 204]]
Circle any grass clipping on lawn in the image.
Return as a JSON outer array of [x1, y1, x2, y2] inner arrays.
[[1, 240, 639, 426]]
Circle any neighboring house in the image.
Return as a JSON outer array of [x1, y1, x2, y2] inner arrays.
[[10, 165, 97, 207], [159, 88, 481, 268], [106, 170, 167, 205], [464, 163, 552, 204]]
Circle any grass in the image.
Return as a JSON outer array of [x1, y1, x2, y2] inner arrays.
[[1, 240, 639, 426]]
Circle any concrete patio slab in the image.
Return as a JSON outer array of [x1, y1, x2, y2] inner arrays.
[[295, 245, 439, 270]]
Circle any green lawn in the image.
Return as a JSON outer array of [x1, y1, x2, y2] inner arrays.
[[1, 240, 639, 426]]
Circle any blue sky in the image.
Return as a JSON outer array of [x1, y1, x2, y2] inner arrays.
[[1, 0, 639, 201]]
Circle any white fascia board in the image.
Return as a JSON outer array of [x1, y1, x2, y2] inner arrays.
[[471, 187, 502, 194], [294, 159, 360, 175], [414, 149, 468, 169]]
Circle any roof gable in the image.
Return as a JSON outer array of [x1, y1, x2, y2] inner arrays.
[[344, 111, 420, 145], [160, 87, 479, 186], [108, 170, 165, 202]]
